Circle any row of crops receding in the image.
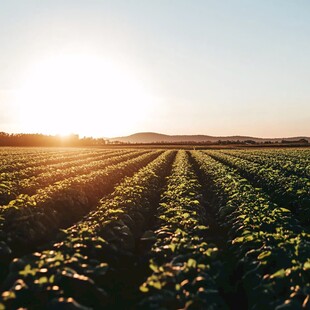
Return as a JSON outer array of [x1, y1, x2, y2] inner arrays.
[[0, 147, 309, 309]]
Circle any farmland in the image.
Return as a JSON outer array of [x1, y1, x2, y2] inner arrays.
[[0, 147, 309, 309]]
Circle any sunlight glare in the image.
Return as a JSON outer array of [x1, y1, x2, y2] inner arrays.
[[15, 54, 153, 137]]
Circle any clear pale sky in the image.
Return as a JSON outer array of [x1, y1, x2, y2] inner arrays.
[[0, 0, 309, 138]]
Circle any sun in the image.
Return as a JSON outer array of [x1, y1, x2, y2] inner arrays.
[[15, 54, 153, 137]]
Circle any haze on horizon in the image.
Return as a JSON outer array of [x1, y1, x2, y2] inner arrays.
[[0, 0, 309, 138]]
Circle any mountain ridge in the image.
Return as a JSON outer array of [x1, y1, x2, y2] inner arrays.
[[108, 132, 310, 143]]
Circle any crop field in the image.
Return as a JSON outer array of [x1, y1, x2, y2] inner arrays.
[[0, 147, 309, 309]]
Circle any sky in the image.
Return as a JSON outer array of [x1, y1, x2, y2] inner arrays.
[[0, 0, 310, 138]]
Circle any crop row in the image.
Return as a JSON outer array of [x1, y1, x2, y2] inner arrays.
[[254, 149, 310, 163], [0, 149, 118, 184], [139, 150, 227, 309], [222, 150, 310, 179], [0, 148, 72, 165], [0, 150, 175, 309], [0, 150, 129, 204], [192, 151, 310, 309], [0, 151, 160, 269], [0, 148, 308, 309], [204, 150, 310, 227], [0, 148, 106, 174], [18, 150, 136, 195], [17, 150, 130, 195]]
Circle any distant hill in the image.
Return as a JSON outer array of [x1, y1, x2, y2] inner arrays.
[[109, 132, 310, 144]]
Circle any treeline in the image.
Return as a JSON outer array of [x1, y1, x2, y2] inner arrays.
[[0, 132, 106, 147], [219, 138, 309, 145], [1, 132, 308, 147], [110, 139, 309, 146]]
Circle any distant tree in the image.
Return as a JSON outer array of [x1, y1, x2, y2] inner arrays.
[[0, 132, 106, 147], [281, 139, 308, 144]]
